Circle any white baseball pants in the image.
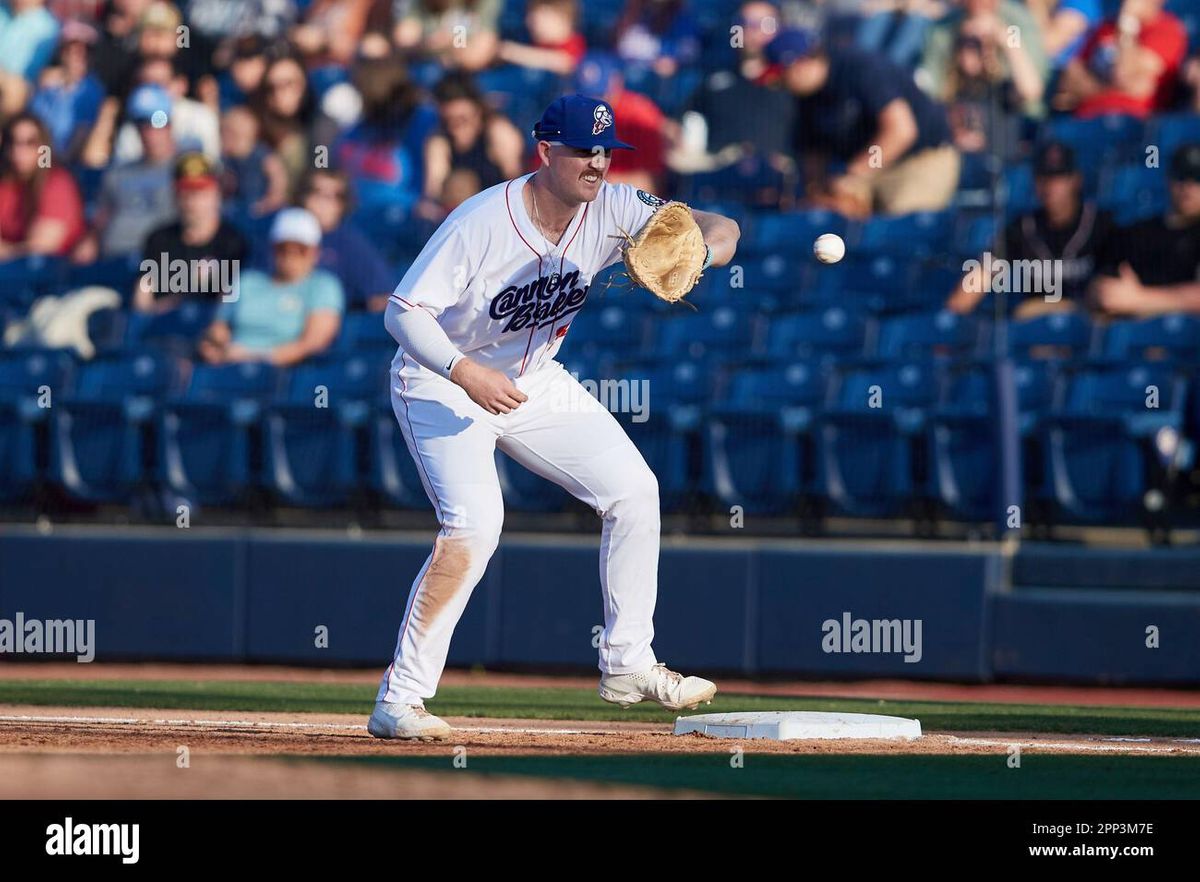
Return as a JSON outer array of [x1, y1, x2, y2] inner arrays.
[[377, 358, 660, 706]]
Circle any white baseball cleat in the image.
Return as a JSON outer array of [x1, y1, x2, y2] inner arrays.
[[598, 662, 718, 711], [367, 701, 453, 741]]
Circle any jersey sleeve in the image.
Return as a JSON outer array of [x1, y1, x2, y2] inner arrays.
[[389, 221, 472, 316], [599, 183, 666, 269]]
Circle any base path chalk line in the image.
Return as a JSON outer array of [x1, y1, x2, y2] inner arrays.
[[0, 713, 603, 737], [945, 735, 1200, 754]]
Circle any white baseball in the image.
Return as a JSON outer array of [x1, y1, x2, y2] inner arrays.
[[813, 233, 846, 264]]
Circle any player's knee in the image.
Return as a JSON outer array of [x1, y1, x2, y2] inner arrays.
[[442, 508, 504, 557], [609, 466, 660, 525]]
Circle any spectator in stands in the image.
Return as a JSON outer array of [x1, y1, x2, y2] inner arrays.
[[1183, 52, 1200, 113], [134, 152, 248, 312], [497, 0, 585, 75], [218, 104, 288, 217], [856, 1, 947, 69], [75, 83, 179, 260], [673, 1, 794, 176], [730, 0, 780, 83], [417, 71, 522, 220], [91, 0, 147, 97], [290, 0, 375, 69], [1027, 0, 1104, 70], [1091, 144, 1200, 317], [943, 31, 1025, 156], [300, 167, 395, 311], [216, 34, 266, 110], [113, 55, 221, 162], [614, 0, 701, 79], [575, 52, 672, 193], [919, 0, 1049, 119], [335, 53, 437, 216], [199, 206, 343, 366], [0, 111, 86, 259], [252, 54, 329, 198], [393, 0, 501, 72], [182, 0, 298, 46], [135, 1, 218, 107], [0, 0, 61, 117], [1054, 0, 1186, 118], [947, 142, 1113, 316], [30, 18, 106, 163], [771, 28, 960, 218]]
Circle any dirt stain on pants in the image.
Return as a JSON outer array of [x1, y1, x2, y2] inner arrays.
[[409, 536, 473, 631]]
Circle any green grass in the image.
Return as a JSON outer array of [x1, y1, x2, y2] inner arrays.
[[2, 678, 1200, 738], [322, 753, 1200, 799]]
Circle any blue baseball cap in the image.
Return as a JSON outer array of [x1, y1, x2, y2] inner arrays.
[[128, 84, 172, 126], [531, 94, 634, 151], [764, 28, 821, 66]]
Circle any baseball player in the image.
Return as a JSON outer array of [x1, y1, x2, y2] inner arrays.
[[369, 94, 741, 740]]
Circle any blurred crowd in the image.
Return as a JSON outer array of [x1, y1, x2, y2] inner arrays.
[[0, 0, 1197, 367]]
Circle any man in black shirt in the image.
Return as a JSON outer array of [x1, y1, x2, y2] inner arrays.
[[1092, 143, 1200, 317], [768, 27, 960, 217], [134, 152, 248, 312], [948, 142, 1115, 316]]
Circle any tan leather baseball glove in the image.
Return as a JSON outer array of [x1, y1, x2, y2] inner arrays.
[[621, 202, 709, 303]]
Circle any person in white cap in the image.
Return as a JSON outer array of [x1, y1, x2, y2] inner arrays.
[[199, 207, 345, 366]]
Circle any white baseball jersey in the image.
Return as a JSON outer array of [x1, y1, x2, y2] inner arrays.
[[388, 173, 663, 379]]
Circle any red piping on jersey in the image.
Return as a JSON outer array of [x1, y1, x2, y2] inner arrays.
[[393, 295, 437, 317], [535, 202, 589, 372], [506, 179, 543, 377]]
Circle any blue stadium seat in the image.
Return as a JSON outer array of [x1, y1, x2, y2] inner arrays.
[[1042, 363, 1186, 521], [86, 307, 135, 353], [856, 211, 954, 257], [1041, 115, 1145, 175], [1149, 113, 1200, 164], [262, 354, 382, 507], [616, 359, 713, 509], [0, 255, 66, 310], [746, 210, 848, 254], [675, 151, 788, 206], [926, 359, 1063, 521], [760, 306, 870, 363], [706, 361, 828, 513], [1001, 163, 1037, 215], [832, 254, 920, 313], [157, 362, 281, 506], [0, 349, 74, 501], [1101, 315, 1200, 364], [875, 310, 981, 360], [336, 310, 396, 354], [1007, 311, 1094, 359], [49, 351, 183, 503], [956, 215, 998, 256], [654, 305, 757, 359], [133, 301, 219, 355], [818, 360, 940, 516], [369, 397, 434, 511], [560, 300, 651, 362], [1098, 164, 1168, 225]]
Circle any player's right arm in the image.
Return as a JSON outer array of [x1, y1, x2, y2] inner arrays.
[[386, 221, 527, 414]]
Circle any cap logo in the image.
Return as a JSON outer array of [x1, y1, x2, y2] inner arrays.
[[592, 104, 613, 136]]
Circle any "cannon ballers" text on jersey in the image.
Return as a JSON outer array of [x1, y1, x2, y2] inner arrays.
[[489, 269, 590, 332]]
